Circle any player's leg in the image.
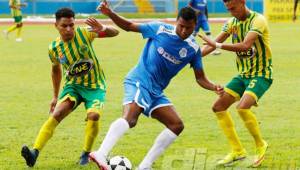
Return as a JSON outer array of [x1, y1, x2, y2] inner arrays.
[[21, 99, 75, 167], [89, 103, 142, 170], [236, 77, 272, 167], [79, 87, 105, 165], [138, 97, 180, 169], [89, 82, 144, 170], [213, 76, 247, 166], [15, 17, 23, 42], [21, 85, 79, 167], [3, 17, 19, 39], [192, 16, 201, 36]]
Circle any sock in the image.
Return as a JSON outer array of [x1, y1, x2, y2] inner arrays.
[[7, 25, 17, 33], [139, 128, 177, 169], [83, 119, 99, 152], [97, 118, 129, 157], [237, 109, 264, 147], [33, 116, 59, 151], [215, 111, 244, 152], [16, 27, 22, 38]]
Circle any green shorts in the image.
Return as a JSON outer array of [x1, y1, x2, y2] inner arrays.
[[58, 84, 106, 115], [225, 75, 272, 102], [13, 16, 22, 23]]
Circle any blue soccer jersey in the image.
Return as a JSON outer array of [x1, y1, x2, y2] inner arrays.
[[125, 22, 203, 96], [189, 0, 207, 21]]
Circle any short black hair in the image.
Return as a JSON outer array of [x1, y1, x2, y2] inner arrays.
[[55, 7, 75, 21], [177, 7, 197, 23]]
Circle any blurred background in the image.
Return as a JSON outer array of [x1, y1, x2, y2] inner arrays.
[[0, 0, 263, 16]]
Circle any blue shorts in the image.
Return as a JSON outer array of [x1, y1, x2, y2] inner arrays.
[[123, 81, 172, 117]]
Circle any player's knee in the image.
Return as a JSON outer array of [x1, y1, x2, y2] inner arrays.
[[168, 121, 184, 135], [212, 103, 225, 113], [127, 119, 138, 128], [87, 112, 99, 121]]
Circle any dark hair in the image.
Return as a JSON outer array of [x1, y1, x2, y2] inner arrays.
[[177, 7, 197, 23], [223, 0, 231, 2], [55, 7, 75, 21]]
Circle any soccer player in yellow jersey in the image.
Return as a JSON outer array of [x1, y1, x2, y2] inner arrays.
[[200, 0, 272, 167], [3, 0, 27, 42], [21, 8, 119, 167]]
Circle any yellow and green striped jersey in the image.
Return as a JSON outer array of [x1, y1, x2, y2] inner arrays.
[[9, 0, 22, 17], [48, 27, 106, 90], [222, 11, 273, 79]]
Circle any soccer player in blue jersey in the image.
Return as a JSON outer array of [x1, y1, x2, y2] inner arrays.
[[188, 0, 221, 55], [88, 1, 224, 170]]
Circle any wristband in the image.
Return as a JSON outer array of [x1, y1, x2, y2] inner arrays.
[[216, 42, 223, 49]]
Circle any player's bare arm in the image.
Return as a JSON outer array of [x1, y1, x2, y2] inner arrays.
[[193, 69, 224, 95], [50, 64, 62, 113], [201, 32, 229, 57], [97, 0, 140, 32], [85, 17, 119, 37], [200, 31, 258, 52]]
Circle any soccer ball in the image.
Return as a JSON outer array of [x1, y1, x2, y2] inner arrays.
[[109, 155, 132, 170]]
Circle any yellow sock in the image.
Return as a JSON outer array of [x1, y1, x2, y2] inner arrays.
[[83, 119, 99, 152], [33, 116, 59, 151], [16, 27, 22, 38], [237, 109, 264, 147], [7, 25, 17, 33], [215, 111, 244, 152]]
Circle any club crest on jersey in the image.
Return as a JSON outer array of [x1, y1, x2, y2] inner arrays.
[[236, 47, 256, 59], [232, 26, 238, 39], [179, 48, 187, 58], [67, 59, 93, 77], [79, 44, 89, 55], [58, 55, 67, 64]]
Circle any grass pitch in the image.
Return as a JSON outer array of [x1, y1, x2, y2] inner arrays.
[[0, 22, 299, 169]]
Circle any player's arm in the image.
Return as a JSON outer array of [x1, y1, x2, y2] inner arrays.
[[193, 68, 224, 95], [85, 17, 119, 37], [188, 0, 201, 15], [97, 0, 140, 32], [201, 32, 229, 57], [50, 64, 62, 113], [200, 31, 258, 52]]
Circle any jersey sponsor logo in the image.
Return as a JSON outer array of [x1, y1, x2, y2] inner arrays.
[[157, 47, 181, 64], [67, 59, 93, 77], [232, 26, 238, 40], [179, 48, 187, 58], [58, 55, 67, 64], [236, 47, 256, 58], [157, 25, 174, 35]]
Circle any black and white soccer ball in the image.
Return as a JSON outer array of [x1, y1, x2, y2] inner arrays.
[[108, 155, 132, 170]]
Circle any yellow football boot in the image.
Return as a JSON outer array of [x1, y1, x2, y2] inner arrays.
[[217, 149, 247, 166]]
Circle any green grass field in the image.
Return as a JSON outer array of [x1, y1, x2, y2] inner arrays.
[[0, 22, 300, 170]]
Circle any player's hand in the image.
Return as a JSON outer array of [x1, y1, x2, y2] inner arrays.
[[49, 97, 58, 114], [85, 17, 105, 33], [97, 0, 112, 16], [214, 85, 224, 96], [198, 34, 216, 48]]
